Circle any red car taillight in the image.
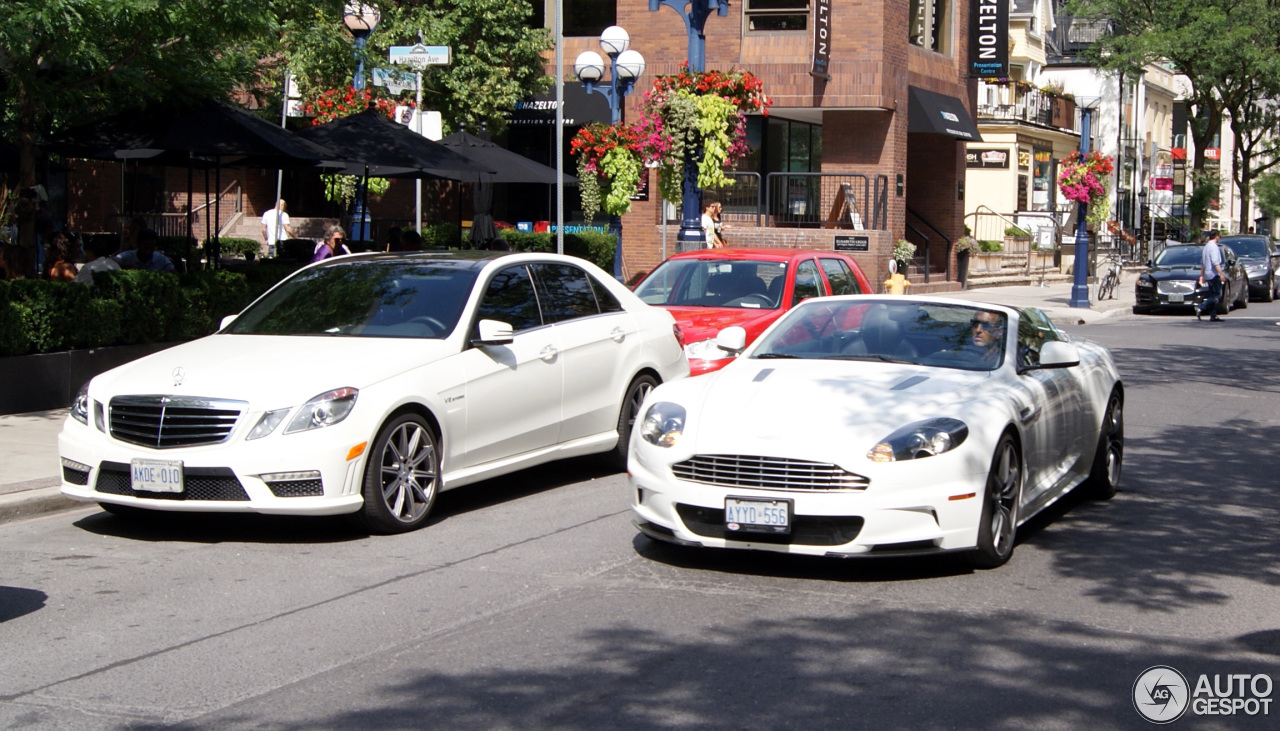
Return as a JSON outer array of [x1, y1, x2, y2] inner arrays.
[[672, 323, 685, 349]]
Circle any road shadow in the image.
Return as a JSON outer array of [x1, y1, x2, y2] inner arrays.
[[71, 455, 615, 545], [0, 586, 46, 623], [148, 609, 1280, 730]]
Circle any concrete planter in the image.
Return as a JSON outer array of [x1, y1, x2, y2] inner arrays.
[[974, 252, 1004, 273], [1003, 236, 1032, 254], [1029, 251, 1055, 269], [0, 342, 177, 416]]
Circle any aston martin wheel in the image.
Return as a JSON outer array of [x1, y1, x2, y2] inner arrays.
[[357, 413, 440, 534], [1084, 389, 1124, 500], [969, 433, 1022, 569], [606, 374, 659, 471]]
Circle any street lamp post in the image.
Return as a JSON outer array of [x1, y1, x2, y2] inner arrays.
[[575, 26, 645, 281], [343, 3, 381, 242], [649, 0, 729, 252], [1069, 102, 1096, 309]]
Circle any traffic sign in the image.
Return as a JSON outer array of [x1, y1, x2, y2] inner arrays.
[[372, 68, 417, 95], [389, 44, 451, 68]]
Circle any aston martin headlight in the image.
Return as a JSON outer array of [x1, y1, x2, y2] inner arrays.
[[71, 383, 90, 425], [283, 388, 359, 434], [868, 418, 969, 462], [247, 408, 292, 440], [640, 402, 686, 447], [684, 338, 733, 361]]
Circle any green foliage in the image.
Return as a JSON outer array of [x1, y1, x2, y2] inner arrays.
[[320, 175, 392, 206], [1253, 173, 1280, 218], [282, 0, 552, 135], [601, 147, 642, 218], [217, 237, 262, 258], [157, 236, 200, 262], [496, 231, 617, 271], [1187, 169, 1221, 224], [978, 240, 1004, 253], [1004, 225, 1031, 238], [892, 239, 916, 262], [421, 223, 461, 248]]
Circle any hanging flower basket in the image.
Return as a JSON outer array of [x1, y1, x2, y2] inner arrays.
[[1057, 151, 1113, 204], [569, 65, 772, 222]]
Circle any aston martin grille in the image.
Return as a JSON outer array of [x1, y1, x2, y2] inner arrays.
[[671, 455, 869, 491], [109, 396, 245, 449]]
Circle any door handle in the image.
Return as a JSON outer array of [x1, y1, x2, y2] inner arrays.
[[539, 345, 558, 362], [610, 327, 626, 343], [1018, 405, 1040, 424]]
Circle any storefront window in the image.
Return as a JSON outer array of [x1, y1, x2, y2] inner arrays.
[[908, 0, 952, 54], [563, 0, 616, 38], [1032, 148, 1052, 211], [745, 0, 808, 31]]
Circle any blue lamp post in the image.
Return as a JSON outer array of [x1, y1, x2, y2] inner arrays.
[[575, 26, 646, 281], [343, 2, 381, 241], [650, 0, 729, 252], [1069, 102, 1097, 308]]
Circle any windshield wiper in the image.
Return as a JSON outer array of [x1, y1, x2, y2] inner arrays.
[[755, 353, 798, 359], [831, 354, 915, 364]]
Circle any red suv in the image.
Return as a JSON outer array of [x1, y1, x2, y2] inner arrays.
[[633, 248, 872, 375]]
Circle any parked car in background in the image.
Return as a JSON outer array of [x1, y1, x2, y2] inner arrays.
[[1220, 234, 1279, 302], [628, 296, 1123, 568], [633, 248, 872, 375], [60, 251, 688, 533], [1133, 243, 1248, 315]]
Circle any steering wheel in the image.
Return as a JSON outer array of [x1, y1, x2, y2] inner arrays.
[[725, 293, 773, 308], [407, 316, 448, 335]]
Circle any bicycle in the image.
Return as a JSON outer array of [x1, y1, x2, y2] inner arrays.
[[1096, 252, 1123, 301]]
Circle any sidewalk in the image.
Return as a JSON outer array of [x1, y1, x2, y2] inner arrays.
[[0, 276, 1135, 527]]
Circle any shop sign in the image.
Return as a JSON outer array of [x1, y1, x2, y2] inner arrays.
[[966, 148, 1009, 169], [969, 0, 1009, 77], [810, 0, 832, 80], [834, 235, 869, 252]]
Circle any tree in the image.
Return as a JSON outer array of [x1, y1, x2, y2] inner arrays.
[[1070, 0, 1280, 230], [281, 0, 552, 135], [0, 0, 334, 248]]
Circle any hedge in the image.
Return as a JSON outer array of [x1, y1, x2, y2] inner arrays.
[[498, 230, 616, 272]]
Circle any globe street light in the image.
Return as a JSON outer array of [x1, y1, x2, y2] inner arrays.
[[649, 0, 730, 252], [575, 26, 645, 280], [343, 2, 381, 91], [343, 2, 381, 242]]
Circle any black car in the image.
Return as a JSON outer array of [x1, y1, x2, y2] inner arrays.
[[1220, 234, 1279, 302], [1133, 243, 1249, 315]]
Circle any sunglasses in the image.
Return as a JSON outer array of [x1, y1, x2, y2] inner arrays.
[[972, 320, 1000, 332]]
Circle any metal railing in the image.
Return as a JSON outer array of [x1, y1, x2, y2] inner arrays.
[[111, 180, 243, 242], [976, 81, 1077, 132], [904, 207, 952, 284], [762, 172, 888, 230], [963, 207, 1065, 281], [705, 172, 763, 227]]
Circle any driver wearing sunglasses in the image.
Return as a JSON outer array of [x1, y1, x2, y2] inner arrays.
[[969, 310, 1005, 365]]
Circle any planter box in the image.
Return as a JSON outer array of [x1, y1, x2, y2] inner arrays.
[[1003, 236, 1032, 254], [1030, 251, 1055, 269], [973, 252, 1004, 273], [0, 342, 177, 416]]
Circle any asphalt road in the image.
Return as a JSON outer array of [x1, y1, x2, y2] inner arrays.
[[3, 302, 1280, 730]]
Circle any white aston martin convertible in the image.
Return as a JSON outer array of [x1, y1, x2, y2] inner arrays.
[[60, 251, 688, 533], [628, 295, 1123, 568]]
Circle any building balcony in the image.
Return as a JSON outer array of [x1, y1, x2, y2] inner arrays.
[[976, 81, 1078, 134]]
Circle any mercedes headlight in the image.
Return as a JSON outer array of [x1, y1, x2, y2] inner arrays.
[[684, 338, 733, 362], [247, 408, 292, 440], [640, 402, 686, 447], [283, 388, 359, 434], [868, 418, 969, 462], [70, 383, 90, 425]]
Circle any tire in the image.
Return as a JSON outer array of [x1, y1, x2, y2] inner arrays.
[[1263, 275, 1275, 303], [1083, 389, 1123, 500], [1097, 272, 1115, 301], [968, 433, 1022, 569], [97, 502, 153, 521], [1237, 282, 1248, 309], [356, 413, 440, 534], [605, 374, 658, 472]]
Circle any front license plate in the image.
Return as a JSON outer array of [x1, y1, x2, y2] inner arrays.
[[725, 497, 791, 534], [130, 459, 184, 493], [1169, 293, 1184, 303]]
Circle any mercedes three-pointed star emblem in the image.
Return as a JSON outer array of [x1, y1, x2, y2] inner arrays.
[[172, 366, 185, 387]]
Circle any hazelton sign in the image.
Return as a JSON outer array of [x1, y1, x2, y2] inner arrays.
[[970, 0, 1009, 78]]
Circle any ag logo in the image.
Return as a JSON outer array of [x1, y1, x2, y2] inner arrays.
[[1134, 665, 1190, 723]]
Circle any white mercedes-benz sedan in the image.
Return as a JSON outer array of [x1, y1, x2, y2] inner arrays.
[[628, 295, 1123, 568], [60, 251, 688, 533]]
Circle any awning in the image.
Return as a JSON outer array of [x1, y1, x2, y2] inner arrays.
[[907, 87, 982, 141]]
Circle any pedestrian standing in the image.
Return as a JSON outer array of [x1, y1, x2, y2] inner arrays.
[[261, 199, 295, 258], [1197, 229, 1226, 322]]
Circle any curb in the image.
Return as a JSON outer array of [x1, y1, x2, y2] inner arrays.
[[0, 484, 84, 526]]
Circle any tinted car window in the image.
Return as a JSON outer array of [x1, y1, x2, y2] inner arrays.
[[819, 257, 863, 295], [225, 260, 478, 338], [634, 259, 786, 309], [475, 265, 543, 332], [793, 260, 824, 303], [588, 274, 625, 313], [1153, 246, 1203, 267], [532, 263, 600, 323], [1222, 237, 1270, 258]]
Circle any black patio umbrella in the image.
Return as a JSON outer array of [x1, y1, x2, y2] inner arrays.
[[295, 110, 493, 180], [438, 131, 577, 185]]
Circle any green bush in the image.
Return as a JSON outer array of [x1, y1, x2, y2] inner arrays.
[[157, 236, 200, 261], [217, 237, 261, 258], [978, 240, 1004, 253], [498, 230, 616, 272], [0, 281, 30, 356], [1004, 225, 1031, 238], [421, 223, 460, 248]]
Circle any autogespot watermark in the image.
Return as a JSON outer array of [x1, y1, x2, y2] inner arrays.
[[1133, 665, 1273, 724]]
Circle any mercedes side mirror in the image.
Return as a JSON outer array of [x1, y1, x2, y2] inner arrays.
[[473, 319, 514, 346]]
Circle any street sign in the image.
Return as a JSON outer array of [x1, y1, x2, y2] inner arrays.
[[372, 67, 418, 94], [389, 44, 451, 68]]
